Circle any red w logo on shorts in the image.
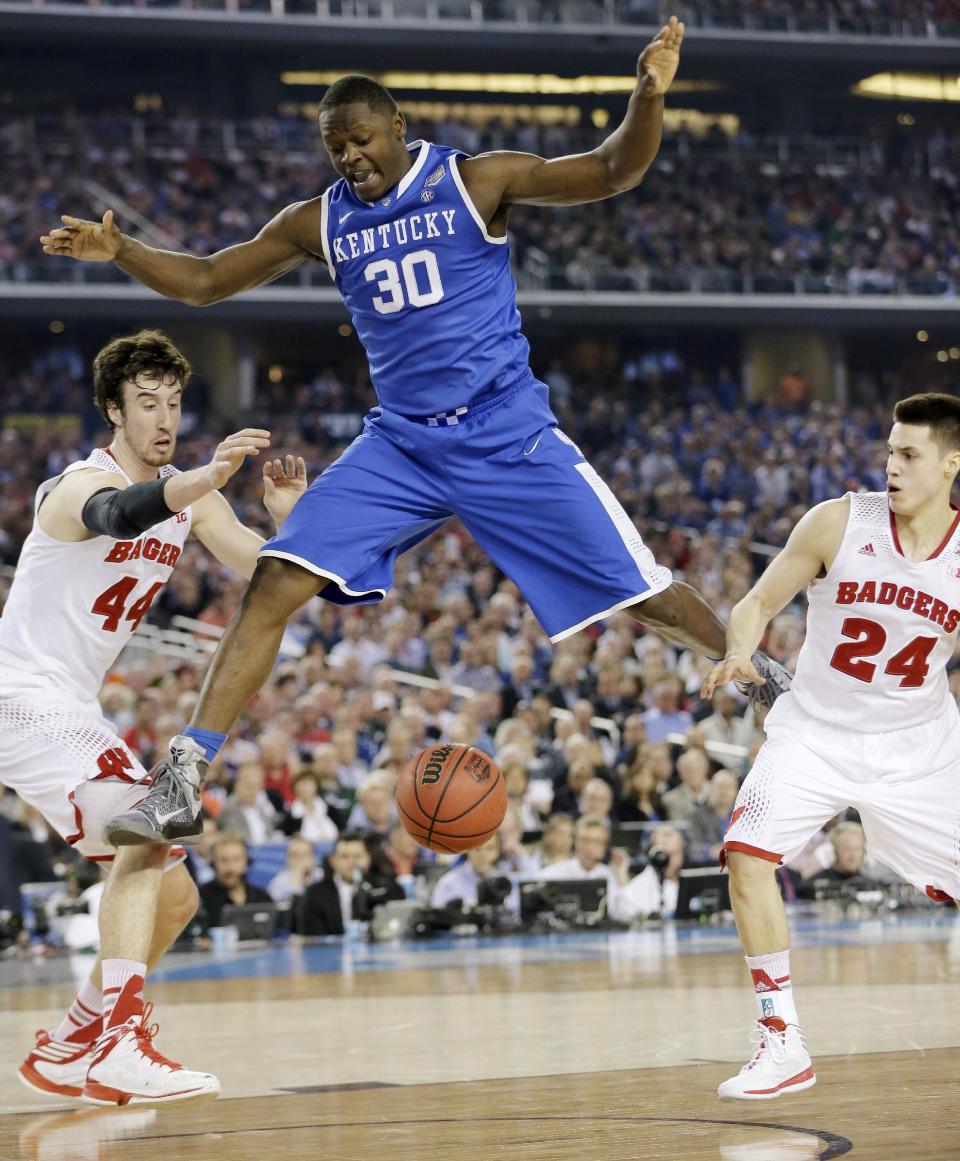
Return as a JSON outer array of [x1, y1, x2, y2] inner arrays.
[[94, 748, 136, 782]]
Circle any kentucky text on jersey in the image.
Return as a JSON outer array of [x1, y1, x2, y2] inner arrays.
[[321, 141, 531, 416], [835, 579, 960, 633], [104, 537, 182, 568], [332, 210, 458, 264]]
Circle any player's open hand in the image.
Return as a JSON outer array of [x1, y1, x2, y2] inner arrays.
[[700, 654, 764, 701], [262, 454, 308, 527], [637, 15, 685, 96], [40, 210, 123, 262], [205, 429, 271, 490]]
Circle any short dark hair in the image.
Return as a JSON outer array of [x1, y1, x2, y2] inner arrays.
[[92, 329, 191, 431], [318, 74, 398, 120], [893, 393, 960, 454]]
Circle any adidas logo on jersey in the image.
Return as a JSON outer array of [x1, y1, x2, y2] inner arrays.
[[858, 543, 876, 556]]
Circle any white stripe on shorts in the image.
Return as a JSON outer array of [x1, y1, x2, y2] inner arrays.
[[574, 462, 673, 584]]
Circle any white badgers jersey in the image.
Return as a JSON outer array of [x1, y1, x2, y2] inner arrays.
[[790, 491, 960, 731], [0, 448, 191, 702]]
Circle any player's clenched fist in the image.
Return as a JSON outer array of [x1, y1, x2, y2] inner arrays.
[[40, 209, 123, 262], [205, 429, 272, 489]]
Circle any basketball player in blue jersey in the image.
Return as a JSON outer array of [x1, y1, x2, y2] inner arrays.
[[42, 16, 789, 844]]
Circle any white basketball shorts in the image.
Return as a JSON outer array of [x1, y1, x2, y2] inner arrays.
[[0, 678, 182, 864], [724, 692, 960, 902]]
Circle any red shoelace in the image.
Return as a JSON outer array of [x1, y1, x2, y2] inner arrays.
[[128, 1003, 184, 1072]]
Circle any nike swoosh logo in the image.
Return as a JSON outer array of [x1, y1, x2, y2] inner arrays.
[[522, 432, 544, 456], [151, 805, 190, 826], [339, 210, 357, 224]]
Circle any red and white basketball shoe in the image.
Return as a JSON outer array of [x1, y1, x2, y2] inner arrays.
[[18, 1031, 96, 1099], [718, 1019, 816, 1100], [82, 1004, 220, 1106]]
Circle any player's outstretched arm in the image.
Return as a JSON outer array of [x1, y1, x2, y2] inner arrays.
[[460, 17, 684, 213], [40, 202, 321, 307], [191, 453, 308, 578], [36, 429, 269, 543], [701, 498, 849, 699]]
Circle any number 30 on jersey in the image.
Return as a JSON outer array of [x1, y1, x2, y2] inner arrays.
[[364, 249, 444, 314]]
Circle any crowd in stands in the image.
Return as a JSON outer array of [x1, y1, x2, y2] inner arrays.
[[2, 335, 944, 949], [8, 0, 958, 35], [2, 110, 958, 295]]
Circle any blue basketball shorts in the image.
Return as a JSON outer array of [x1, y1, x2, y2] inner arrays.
[[261, 378, 673, 642]]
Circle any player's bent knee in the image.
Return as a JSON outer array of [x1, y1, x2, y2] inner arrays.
[[110, 842, 170, 874], [243, 557, 321, 621], [627, 583, 680, 629], [727, 850, 778, 886], [159, 866, 200, 932]]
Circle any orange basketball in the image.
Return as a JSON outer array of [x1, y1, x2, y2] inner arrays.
[[396, 743, 506, 853]]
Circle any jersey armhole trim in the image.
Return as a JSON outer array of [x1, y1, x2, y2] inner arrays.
[[449, 155, 508, 246], [319, 188, 335, 279], [816, 492, 856, 587]]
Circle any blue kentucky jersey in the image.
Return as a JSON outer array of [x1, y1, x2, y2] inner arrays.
[[320, 140, 531, 416]]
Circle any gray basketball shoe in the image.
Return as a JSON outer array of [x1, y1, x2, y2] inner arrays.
[[105, 736, 207, 846], [737, 652, 792, 711]]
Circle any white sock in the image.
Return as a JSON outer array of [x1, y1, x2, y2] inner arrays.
[[101, 958, 147, 1029], [52, 978, 103, 1043], [745, 949, 799, 1026]]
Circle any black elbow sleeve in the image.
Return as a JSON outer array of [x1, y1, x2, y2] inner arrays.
[[81, 481, 176, 539]]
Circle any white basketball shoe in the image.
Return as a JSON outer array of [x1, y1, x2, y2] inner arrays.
[[82, 1004, 220, 1106], [718, 1019, 816, 1100], [18, 1031, 97, 1098]]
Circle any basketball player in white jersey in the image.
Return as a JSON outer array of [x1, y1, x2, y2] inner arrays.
[[0, 329, 306, 1105], [701, 392, 960, 1100]]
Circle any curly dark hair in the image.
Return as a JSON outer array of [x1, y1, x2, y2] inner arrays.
[[92, 329, 191, 431]]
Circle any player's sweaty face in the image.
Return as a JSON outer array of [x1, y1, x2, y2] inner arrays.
[[113, 372, 182, 468], [886, 422, 951, 514], [320, 103, 408, 203]]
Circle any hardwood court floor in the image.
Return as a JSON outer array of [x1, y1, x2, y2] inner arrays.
[[2, 917, 960, 1159]]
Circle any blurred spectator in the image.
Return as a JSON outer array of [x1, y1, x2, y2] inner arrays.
[[184, 817, 220, 887], [430, 836, 517, 912], [699, 689, 757, 749], [643, 677, 694, 743], [531, 812, 575, 869], [661, 749, 711, 823], [383, 823, 422, 878], [217, 760, 283, 844], [686, 769, 741, 865], [285, 767, 340, 844], [579, 777, 615, 825], [199, 833, 272, 931], [297, 831, 368, 936], [267, 834, 322, 904], [800, 821, 877, 895], [616, 823, 687, 920], [539, 815, 626, 900], [614, 759, 663, 823], [121, 688, 163, 767], [346, 772, 396, 834]]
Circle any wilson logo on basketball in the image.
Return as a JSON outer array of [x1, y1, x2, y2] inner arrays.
[[419, 745, 456, 785]]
